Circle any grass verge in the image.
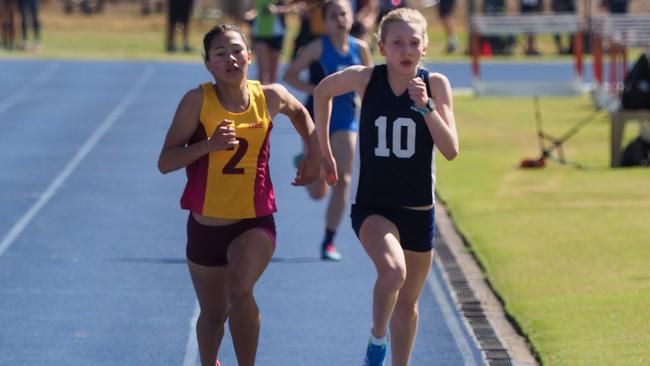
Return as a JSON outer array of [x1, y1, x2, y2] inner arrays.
[[437, 94, 650, 365]]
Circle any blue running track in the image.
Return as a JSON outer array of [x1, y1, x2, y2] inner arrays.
[[0, 58, 561, 365]]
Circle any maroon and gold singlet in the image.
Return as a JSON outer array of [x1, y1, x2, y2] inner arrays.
[[180, 81, 276, 219]]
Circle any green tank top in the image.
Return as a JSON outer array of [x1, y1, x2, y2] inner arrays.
[[254, 0, 283, 37]]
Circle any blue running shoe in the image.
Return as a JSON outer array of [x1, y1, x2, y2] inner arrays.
[[363, 338, 387, 366]]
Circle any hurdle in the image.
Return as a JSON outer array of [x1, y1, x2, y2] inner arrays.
[[470, 14, 584, 96], [590, 14, 650, 110]]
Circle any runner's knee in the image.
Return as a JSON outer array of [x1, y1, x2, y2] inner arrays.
[[393, 299, 418, 320], [198, 307, 228, 328], [228, 278, 254, 303], [377, 264, 406, 292], [335, 171, 352, 189]]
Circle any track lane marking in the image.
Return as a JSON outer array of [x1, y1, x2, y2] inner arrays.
[[0, 63, 60, 115], [0, 66, 155, 257], [182, 302, 200, 366], [428, 262, 481, 366]]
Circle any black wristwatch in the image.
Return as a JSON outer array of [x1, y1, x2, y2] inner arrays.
[[411, 98, 436, 116]]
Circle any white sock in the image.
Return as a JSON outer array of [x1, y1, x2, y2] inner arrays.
[[370, 333, 387, 346]]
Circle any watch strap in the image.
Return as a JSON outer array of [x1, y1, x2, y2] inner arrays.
[[410, 98, 436, 116]]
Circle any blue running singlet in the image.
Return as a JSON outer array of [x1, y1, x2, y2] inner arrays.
[[306, 35, 363, 133]]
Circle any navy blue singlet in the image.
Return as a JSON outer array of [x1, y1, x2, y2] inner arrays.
[[355, 64, 436, 207]]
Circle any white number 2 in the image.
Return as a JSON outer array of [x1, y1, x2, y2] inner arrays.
[[374, 116, 416, 158]]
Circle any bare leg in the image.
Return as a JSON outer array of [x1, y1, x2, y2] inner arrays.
[[441, 16, 457, 53], [253, 41, 271, 84], [182, 21, 190, 50], [525, 35, 540, 55], [389, 250, 433, 365], [359, 215, 406, 338], [267, 48, 282, 84], [187, 261, 229, 366], [227, 229, 274, 366], [441, 17, 454, 37], [166, 21, 176, 51], [325, 130, 357, 231]]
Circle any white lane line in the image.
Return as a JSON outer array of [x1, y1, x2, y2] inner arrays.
[[428, 264, 481, 366], [182, 302, 200, 366], [0, 63, 60, 115], [0, 65, 155, 257]]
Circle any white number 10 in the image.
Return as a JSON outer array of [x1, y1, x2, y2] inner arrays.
[[374, 116, 416, 158]]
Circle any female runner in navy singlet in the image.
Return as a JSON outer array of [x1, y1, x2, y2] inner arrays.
[[313, 8, 459, 366]]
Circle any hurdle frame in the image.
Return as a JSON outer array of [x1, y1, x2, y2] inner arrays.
[[590, 14, 650, 110], [470, 14, 584, 96]]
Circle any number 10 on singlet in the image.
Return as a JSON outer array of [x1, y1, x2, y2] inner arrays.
[[374, 116, 416, 158]]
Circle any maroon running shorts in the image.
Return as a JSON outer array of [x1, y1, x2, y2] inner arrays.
[[186, 213, 276, 267]]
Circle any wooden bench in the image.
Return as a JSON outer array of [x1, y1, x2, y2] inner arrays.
[[610, 109, 650, 167]]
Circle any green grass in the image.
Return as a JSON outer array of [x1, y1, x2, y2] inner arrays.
[[2, 2, 644, 64], [2, 3, 623, 62], [38, 29, 176, 59], [436, 95, 650, 365], [0, 4, 211, 61]]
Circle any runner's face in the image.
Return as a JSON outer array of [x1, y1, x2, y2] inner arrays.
[[379, 21, 427, 75], [325, 1, 353, 36], [205, 31, 251, 83]]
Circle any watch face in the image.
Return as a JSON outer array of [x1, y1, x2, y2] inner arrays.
[[427, 99, 436, 110]]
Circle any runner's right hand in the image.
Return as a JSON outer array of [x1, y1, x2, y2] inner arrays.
[[207, 119, 239, 152]]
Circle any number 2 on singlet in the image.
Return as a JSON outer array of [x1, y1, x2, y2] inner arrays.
[[374, 116, 416, 158], [222, 137, 248, 174]]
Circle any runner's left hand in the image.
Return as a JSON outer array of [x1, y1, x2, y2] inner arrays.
[[408, 77, 428, 109], [292, 150, 321, 186]]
